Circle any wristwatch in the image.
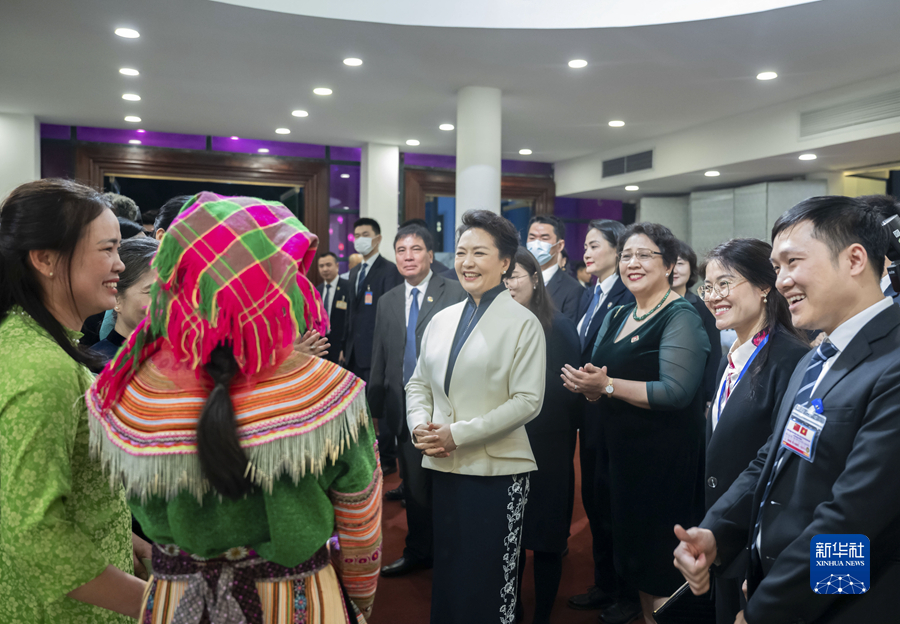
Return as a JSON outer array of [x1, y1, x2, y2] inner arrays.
[[604, 378, 615, 398]]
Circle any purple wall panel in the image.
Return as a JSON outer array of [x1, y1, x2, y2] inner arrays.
[[40, 124, 71, 140], [501, 159, 553, 175], [76, 126, 207, 150], [330, 146, 361, 162], [554, 198, 625, 262], [211, 136, 326, 159], [404, 152, 456, 169]]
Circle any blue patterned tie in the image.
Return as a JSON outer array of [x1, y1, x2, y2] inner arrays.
[[403, 288, 420, 386], [580, 284, 603, 349], [356, 262, 368, 297], [752, 340, 839, 551]]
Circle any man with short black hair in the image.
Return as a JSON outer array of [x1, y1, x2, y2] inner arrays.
[[345, 217, 403, 472], [859, 194, 900, 305], [527, 215, 584, 322], [316, 251, 349, 365], [675, 196, 900, 624], [369, 223, 466, 577]]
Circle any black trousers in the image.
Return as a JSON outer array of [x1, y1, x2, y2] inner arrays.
[[579, 431, 618, 593], [397, 434, 433, 564], [431, 471, 530, 624], [350, 361, 396, 466]]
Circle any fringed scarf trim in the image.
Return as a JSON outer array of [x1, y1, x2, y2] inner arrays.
[[87, 354, 368, 502]]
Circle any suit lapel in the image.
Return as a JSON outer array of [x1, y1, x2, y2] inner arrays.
[[546, 271, 561, 298], [417, 276, 444, 332]]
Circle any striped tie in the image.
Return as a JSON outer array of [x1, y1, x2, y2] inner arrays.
[[752, 340, 839, 552]]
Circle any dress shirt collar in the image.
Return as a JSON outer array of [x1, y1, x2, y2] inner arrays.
[[881, 274, 892, 294], [541, 264, 559, 285], [406, 270, 433, 298], [325, 276, 340, 290], [727, 328, 767, 374], [826, 296, 894, 354], [597, 272, 618, 296], [360, 252, 380, 269]]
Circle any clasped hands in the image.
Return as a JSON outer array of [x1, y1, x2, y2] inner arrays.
[[294, 330, 330, 358], [560, 363, 608, 401], [673, 524, 753, 623], [412, 422, 457, 458]]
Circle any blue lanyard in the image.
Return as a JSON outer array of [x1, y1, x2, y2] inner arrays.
[[717, 334, 770, 417]]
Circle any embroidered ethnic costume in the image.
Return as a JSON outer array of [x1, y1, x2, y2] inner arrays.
[[87, 193, 382, 623]]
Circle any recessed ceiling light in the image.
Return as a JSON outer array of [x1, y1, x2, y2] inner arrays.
[[119, 68, 139, 76], [129, 139, 141, 145], [258, 148, 270, 153], [340, 173, 350, 179], [757, 71, 778, 81], [275, 128, 290, 135], [406, 139, 420, 146], [568, 59, 588, 69], [122, 93, 141, 101], [439, 123, 455, 131], [343, 206, 350, 210], [114, 28, 140, 39], [292, 110, 309, 117], [231, 136, 239, 140], [519, 149, 533, 155], [124, 116, 141, 123], [608, 120, 625, 127], [313, 87, 333, 96], [799, 153, 817, 160], [625, 185, 640, 191], [137, 129, 146, 133], [343, 58, 363, 66], [705, 170, 721, 177]]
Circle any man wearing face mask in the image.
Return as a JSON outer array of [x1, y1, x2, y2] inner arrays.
[[345, 217, 404, 472], [527, 215, 584, 323]]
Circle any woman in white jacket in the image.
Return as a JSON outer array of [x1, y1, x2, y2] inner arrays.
[[407, 209, 547, 624]]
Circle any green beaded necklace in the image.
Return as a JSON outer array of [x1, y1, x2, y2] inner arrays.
[[632, 288, 671, 322]]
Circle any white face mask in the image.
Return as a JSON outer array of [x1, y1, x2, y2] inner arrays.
[[354, 236, 374, 256], [527, 240, 555, 267]]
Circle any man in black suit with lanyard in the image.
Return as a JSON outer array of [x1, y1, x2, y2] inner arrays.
[[527, 215, 584, 323], [315, 252, 349, 365], [567, 219, 639, 624], [676, 196, 900, 624], [344, 217, 403, 471], [368, 223, 466, 577]]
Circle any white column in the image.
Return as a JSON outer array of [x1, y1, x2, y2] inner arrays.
[[360, 143, 400, 262], [455, 86, 501, 227], [0, 113, 40, 201]]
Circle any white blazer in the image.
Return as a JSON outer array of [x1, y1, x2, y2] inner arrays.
[[406, 290, 546, 476]]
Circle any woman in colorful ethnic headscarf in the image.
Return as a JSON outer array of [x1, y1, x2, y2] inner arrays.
[[87, 193, 382, 623]]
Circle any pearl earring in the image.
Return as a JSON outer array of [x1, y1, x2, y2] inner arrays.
[[763, 295, 768, 303], [49, 272, 54, 277]]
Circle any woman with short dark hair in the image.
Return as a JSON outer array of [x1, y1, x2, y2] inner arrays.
[[0, 179, 147, 622], [408, 209, 547, 624], [562, 222, 710, 623], [506, 247, 580, 624], [91, 237, 158, 365], [698, 238, 808, 624]]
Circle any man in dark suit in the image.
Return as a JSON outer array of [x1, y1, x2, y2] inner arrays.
[[368, 223, 466, 577], [345, 217, 404, 471], [858, 195, 900, 307], [527, 215, 584, 322], [315, 251, 350, 365], [567, 220, 640, 624], [676, 196, 900, 624]]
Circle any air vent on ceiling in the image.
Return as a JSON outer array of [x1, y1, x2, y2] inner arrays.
[[602, 150, 653, 178], [800, 89, 900, 137]]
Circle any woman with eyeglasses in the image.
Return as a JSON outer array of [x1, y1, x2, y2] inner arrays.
[[506, 247, 580, 624], [672, 240, 722, 410], [561, 222, 710, 624], [690, 238, 808, 624], [408, 210, 546, 624]]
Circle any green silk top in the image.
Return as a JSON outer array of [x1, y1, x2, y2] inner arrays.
[[0, 308, 133, 623]]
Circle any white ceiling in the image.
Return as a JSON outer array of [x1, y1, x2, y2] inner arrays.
[[2, 0, 900, 176], [213, 0, 818, 29]]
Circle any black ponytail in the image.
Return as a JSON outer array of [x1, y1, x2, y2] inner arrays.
[[196, 344, 253, 499]]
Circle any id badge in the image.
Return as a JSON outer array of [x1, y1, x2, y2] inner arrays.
[[364, 290, 373, 305], [335, 300, 347, 310], [780, 401, 826, 462]]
